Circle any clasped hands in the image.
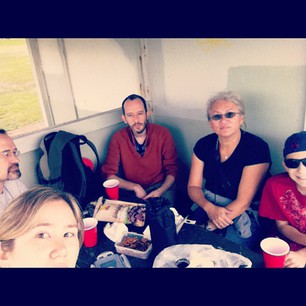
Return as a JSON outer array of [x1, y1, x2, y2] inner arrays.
[[133, 184, 163, 200], [206, 206, 234, 231]]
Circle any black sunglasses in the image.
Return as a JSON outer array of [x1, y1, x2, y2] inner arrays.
[[209, 111, 241, 121], [284, 158, 306, 169]]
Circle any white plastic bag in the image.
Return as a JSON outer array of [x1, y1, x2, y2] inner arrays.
[[153, 244, 252, 268]]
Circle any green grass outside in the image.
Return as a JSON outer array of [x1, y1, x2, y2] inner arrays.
[[0, 39, 44, 133]]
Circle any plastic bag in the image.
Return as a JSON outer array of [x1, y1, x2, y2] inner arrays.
[[153, 244, 252, 268]]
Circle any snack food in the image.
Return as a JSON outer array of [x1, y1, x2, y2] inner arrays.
[[115, 232, 152, 259], [119, 236, 151, 252], [93, 197, 146, 227]]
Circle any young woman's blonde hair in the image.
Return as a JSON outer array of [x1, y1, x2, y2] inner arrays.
[[0, 186, 84, 252]]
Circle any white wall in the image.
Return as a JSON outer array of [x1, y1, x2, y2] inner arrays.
[[145, 39, 306, 184], [16, 38, 306, 193]]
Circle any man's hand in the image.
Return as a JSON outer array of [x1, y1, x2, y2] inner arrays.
[[143, 188, 163, 200], [133, 184, 147, 199]]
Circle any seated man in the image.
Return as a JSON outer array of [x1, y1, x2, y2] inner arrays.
[[101, 94, 178, 205], [0, 129, 27, 214]]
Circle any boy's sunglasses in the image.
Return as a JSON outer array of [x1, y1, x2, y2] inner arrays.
[[209, 111, 241, 121], [284, 158, 306, 169]]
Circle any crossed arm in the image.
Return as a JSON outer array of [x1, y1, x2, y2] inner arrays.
[[187, 153, 270, 229]]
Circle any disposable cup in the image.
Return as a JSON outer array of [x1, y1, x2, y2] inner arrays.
[[260, 237, 290, 268], [83, 217, 98, 247], [103, 179, 119, 200]]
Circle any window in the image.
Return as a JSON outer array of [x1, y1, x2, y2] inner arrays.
[[29, 38, 144, 125], [0, 38, 47, 137], [1, 39, 146, 139]]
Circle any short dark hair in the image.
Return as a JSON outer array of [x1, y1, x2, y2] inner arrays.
[[0, 129, 7, 134], [121, 94, 147, 115]]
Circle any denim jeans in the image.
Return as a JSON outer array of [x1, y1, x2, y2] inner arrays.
[[190, 190, 263, 251]]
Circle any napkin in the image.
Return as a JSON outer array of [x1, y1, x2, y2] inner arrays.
[[103, 222, 128, 242]]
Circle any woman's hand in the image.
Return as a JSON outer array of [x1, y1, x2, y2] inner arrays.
[[206, 205, 233, 229]]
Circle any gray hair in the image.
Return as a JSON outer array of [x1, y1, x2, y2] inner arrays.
[[206, 91, 245, 121]]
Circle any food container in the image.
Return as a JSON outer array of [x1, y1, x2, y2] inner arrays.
[[115, 232, 152, 260], [90, 251, 131, 268], [93, 197, 146, 227]]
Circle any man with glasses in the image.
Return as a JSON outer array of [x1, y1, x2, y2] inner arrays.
[[259, 131, 306, 268], [0, 129, 27, 214]]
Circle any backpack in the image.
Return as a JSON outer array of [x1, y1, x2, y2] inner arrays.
[[37, 130, 102, 210]]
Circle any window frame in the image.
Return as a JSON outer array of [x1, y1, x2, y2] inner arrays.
[[13, 38, 150, 154]]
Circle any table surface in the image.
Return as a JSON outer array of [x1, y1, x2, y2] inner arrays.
[[77, 221, 265, 268]]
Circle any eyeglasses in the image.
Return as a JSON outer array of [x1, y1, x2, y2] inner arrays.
[[0, 150, 20, 159], [284, 158, 306, 169], [209, 112, 241, 121]]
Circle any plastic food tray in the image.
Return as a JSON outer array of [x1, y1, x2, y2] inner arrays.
[[91, 251, 131, 268], [115, 232, 152, 260]]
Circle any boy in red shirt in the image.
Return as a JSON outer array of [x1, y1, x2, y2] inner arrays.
[[259, 131, 306, 268]]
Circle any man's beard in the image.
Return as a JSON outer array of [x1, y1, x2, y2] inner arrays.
[[132, 121, 147, 134], [8, 164, 21, 180]]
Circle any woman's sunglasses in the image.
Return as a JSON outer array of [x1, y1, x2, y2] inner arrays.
[[284, 158, 306, 169], [209, 111, 241, 121]]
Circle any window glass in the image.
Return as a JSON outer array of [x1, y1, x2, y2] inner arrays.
[[0, 38, 47, 137], [1, 39, 143, 138], [63, 39, 142, 118]]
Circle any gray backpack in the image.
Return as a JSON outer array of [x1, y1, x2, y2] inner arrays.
[[36, 130, 101, 210]]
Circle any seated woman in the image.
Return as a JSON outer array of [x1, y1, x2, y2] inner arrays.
[[0, 186, 84, 267], [187, 90, 272, 251]]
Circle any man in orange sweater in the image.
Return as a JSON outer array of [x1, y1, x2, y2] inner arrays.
[[101, 94, 178, 205]]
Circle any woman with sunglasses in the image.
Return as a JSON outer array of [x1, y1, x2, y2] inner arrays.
[[188, 90, 272, 251], [259, 131, 306, 267]]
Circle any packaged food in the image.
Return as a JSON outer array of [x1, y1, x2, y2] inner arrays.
[[115, 232, 152, 260], [92, 197, 146, 227]]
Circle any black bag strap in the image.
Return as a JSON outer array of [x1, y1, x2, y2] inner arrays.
[[67, 140, 87, 199], [48, 130, 80, 181], [78, 135, 100, 171], [37, 132, 57, 183]]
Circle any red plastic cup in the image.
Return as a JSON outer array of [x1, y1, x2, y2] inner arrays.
[[260, 237, 290, 268], [103, 179, 119, 200], [83, 217, 98, 247]]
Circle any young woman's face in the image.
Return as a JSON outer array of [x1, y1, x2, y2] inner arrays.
[[6, 199, 80, 267]]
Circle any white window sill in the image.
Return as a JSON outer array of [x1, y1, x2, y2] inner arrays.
[[14, 108, 122, 154]]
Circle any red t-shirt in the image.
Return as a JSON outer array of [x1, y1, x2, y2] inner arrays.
[[259, 172, 306, 251]]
